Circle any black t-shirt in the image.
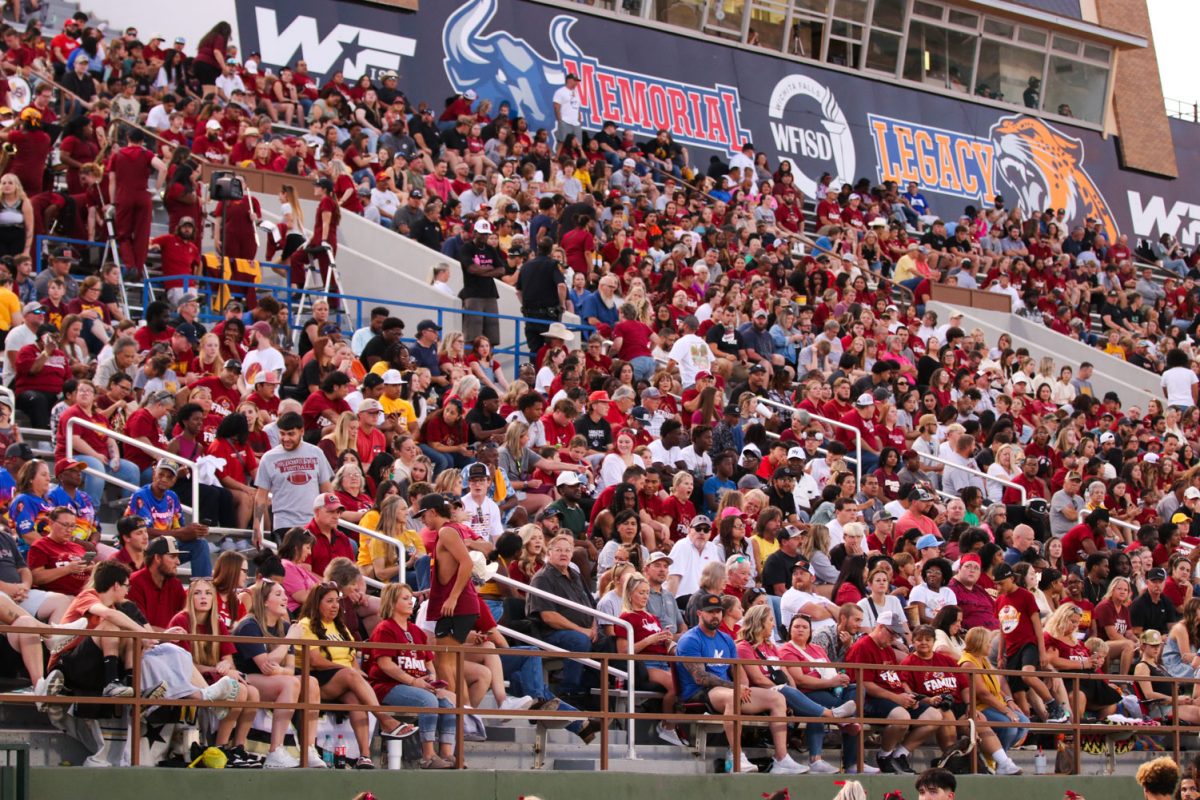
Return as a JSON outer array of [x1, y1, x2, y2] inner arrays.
[[947, 235, 973, 253], [1100, 303, 1125, 327], [574, 413, 612, 452], [442, 127, 469, 155], [1130, 592, 1179, 634], [459, 241, 502, 300], [412, 216, 443, 251], [705, 323, 741, 357], [0, 531, 25, 583], [409, 119, 441, 154], [762, 549, 800, 593], [920, 232, 947, 251], [360, 333, 390, 366], [528, 214, 557, 246], [593, 130, 622, 153], [516, 256, 565, 310], [465, 405, 506, 444], [765, 486, 797, 517]]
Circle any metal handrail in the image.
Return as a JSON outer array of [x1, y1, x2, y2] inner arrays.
[[64, 416, 201, 523], [489, 570, 637, 760], [338, 518, 408, 585], [498, 624, 627, 680], [6, 622, 1195, 773], [916, 450, 1027, 505], [1081, 506, 1140, 532], [756, 396, 862, 485]]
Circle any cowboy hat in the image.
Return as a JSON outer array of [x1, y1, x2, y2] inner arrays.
[[543, 322, 576, 342]]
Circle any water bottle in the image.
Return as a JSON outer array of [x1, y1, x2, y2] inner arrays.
[[335, 734, 347, 768], [321, 734, 334, 769]]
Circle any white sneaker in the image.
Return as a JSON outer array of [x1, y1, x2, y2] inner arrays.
[[727, 752, 758, 773], [201, 676, 240, 720], [43, 618, 88, 653], [846, 763, 881, 774], [656, 722, 686, 747], [263, 749, 300, 769], [771, 754, 809, 775], [808, 758, 839, 774], [499, 695, 535, 712], [35, 669, 64, 714], [82, 754, 111, 768], [306, 747, 328, 768], [833, 699, 857, 718], [996, 760, 1023, 775]]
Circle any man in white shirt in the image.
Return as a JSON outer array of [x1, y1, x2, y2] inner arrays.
[[679, 426, 714, 479], [728, 142, 755, 177], [666, 515, 721, 598], [215, 60, 247, 102], [240, 321, 285, 389], [667, 315, 713, 388], [461, 463, 503, 542], [646, 419, 686, 470], [552, 73, 583, 144], [458, 175, 491, 217], [144, 95, 176, 130], [941, 433, 986, 498], [780, 558, 838, 635], [351, 307, 389, 357], [370, 175, 401, 225]]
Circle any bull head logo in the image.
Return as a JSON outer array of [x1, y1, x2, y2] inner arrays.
[[443, 0, 583, 133]]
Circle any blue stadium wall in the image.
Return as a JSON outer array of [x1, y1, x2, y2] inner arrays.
[[234, 0, 1200, 249]]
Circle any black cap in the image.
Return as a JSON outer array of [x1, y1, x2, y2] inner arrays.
[[4, 442, 32, 460], [772, 466, 795, 480], [1147, 567, 1168, 581], [223, 359, 242, 372], [695, 592, 722, 612], [537, 506, 565, 522], [466, 462, 489, 480], [417, 319, 442, 333], [418, 493, 451, 516], [993, 563, 1014, 582]]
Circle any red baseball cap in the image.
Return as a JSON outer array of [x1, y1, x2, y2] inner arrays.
[[960, 553, 982, 566], [54, 458, 86, 476], [313, 492, 345, 512], [588, 391, 611, 404]]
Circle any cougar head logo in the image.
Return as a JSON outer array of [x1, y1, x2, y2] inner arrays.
[[989, 114, 1118, 243]]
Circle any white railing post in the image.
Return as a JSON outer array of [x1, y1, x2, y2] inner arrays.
[[64, 416, 201, 523], [915, 451, 1027, 505], [490, 572, 637, 760], [338, 519, 408, 586], [756, 397, 863, 486]]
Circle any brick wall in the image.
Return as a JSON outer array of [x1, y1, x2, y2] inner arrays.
[[1096, 0, 1178, 178]]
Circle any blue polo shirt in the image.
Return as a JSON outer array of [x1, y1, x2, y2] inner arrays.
[[674, 625, 735, 702]]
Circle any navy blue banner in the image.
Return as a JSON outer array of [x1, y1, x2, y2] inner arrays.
[[234, 0, 1200, 249]]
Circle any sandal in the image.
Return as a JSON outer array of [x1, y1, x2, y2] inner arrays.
[[354, 756, 376, 770], [419, 756, 453, 770]]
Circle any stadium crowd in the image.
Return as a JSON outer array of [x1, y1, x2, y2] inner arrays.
[[0, 12, 1195, 777]]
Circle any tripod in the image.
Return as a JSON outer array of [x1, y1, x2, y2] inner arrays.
[[292, 243, 341, 348]]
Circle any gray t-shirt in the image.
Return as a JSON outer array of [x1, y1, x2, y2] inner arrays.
[[253, 441, 333, 529], [1049, 489, 1085, 538]]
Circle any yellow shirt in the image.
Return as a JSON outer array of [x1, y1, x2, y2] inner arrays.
[[1103, 343, 1126, 361], [379, 395, 417, 428], [958, 652, 1000, 712], [0, 286, 18, 331], [356, 509, 425, 572], [751, 535, 780, 569], [296, 617, 356, 668]]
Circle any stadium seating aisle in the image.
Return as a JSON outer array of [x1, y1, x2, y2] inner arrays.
[[0, 5, 1196, 780]]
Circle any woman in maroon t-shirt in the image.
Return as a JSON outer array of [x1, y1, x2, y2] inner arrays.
[[616, 575, 680, 743], [289, 177, 341, 290], [1044, 603, 1121, 719], [192, 22, 231, 94], [1093, 576, 1137, 672]]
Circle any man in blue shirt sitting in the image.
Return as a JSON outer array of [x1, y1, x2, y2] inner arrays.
[[674, 592, 805, 774]]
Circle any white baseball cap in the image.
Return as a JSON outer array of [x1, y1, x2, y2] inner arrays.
[[556, 472, 582, 487], [787, 447, 806, 460], [855, 393, 874, 407], [474, 219, 493, 235], [381, 369, 405, 385]]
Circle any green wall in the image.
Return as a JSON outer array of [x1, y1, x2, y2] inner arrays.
[[30, 767, 1143, 800]]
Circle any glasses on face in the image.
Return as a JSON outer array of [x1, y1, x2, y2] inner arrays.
[[693, 525, 711, 533]]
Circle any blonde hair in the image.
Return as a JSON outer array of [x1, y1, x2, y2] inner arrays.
[[183, 579, 221, 666], [1044, 603, 1080, 640], [621, 575, 650, 613], [379, 582, 414, 620], [323, 411, 358, 454], [962, 625, 993, 658], [738, 603, 774, 645]]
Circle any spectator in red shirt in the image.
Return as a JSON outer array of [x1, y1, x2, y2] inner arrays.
[[107, 128, 166, 273], [127, 535, 187, 630], [27, 505, 91, 595], [419, 398, 471, 472], [133, 300, 176, 353], [123, 389, 173, 481], [305, 492, 355, 577], [610, 302, 657, 383], [993, 562, 1066, 723], [1061, 510, 1111, 566], [301, 371, 353, 438], [14, 315, 67, 428]]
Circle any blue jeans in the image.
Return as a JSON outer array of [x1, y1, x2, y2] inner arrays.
[[501, 645, 585, 735], [630, 356, 656, 383], [900, 277, 923, 293], [485, 598, 505, 622], [779, 685, 831, 759], [807, 688, 859, 768], [406, 554, 431, 592], [420, 444, 471, 474], [541, 628, 593, 695], [383, 684, 457, 743], [77, 455, 139, 500], [981, 706, 1028, 751], [176, 536, 212, 578]]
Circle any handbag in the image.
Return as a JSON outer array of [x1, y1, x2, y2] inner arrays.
[[754, 646, 788, 686]]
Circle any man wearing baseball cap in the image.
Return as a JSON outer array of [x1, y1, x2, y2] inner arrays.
[[665, 515, 720, 600], [897, 486, 939, 538], [1130, 566, 1179, 636], [674, 592, 804, 773], [546, 472, 588, 538], [305, 492, 354, 576], [994, 562, 1066, 722], [845, 608, 944, 774], [576, 391, 613, 456], [948, 553, 996, 631], [126, 459, 212, 577], [127, 535, 188, 629], [459, 215, 505, 346], [838, 392, 884, 473]]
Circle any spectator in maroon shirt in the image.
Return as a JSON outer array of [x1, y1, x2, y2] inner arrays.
[[127, 534, 187, 630], [304, 492, 355, 577]]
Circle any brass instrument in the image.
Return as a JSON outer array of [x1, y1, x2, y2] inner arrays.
[[0, 141, 17, 175]]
